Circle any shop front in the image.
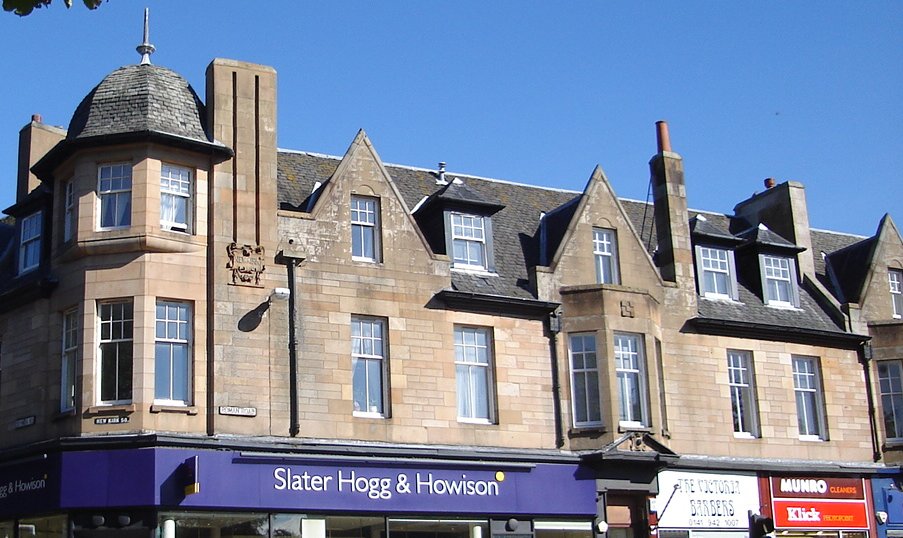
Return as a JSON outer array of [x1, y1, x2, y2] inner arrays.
[[766, 475, 873, 538], [871, 473, 902, 538], [0, 445, 597, 538], [651, 469, 762, 538]]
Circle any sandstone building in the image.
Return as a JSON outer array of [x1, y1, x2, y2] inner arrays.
[[0, 35, 899, 538]]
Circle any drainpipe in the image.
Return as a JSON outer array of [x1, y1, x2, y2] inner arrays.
[[547, 309, 564, 448], [859, 341, 881, 462], [285, 257, 301, 437]]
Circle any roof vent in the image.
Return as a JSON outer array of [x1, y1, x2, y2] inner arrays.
[[136, 8, 156, 65], [436, 162, 448, 185]]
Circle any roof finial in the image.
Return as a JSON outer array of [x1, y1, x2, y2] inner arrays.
[[136, 7, 155, 65]]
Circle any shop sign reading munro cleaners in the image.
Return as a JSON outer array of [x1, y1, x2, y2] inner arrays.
[[770, 477, 869, 530], [652, 470, 761, 530]]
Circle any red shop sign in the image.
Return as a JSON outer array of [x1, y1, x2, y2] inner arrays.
[[772, 500, 869, 529], [770, 477, 864, 500]]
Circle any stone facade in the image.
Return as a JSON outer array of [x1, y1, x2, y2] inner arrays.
[[0, 53, 899, 534]]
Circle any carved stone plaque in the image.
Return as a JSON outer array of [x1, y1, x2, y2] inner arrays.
[[227, 243, 265, 286]]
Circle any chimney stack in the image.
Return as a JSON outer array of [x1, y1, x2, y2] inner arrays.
[[649, 121, 694, 296]]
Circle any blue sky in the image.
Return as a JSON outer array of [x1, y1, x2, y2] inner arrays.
[[1, 1, 900, 236]]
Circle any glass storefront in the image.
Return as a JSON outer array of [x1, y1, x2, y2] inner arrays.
[[151, 514, 592, 538]]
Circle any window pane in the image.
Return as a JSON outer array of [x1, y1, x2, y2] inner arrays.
[[792, 357, 824, 438], [455, 326, 492, 420], [614, 333, 645, 425], [593, 228, 619, 284], [351, 317, 386, 415]]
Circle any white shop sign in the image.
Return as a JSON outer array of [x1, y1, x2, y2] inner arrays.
[[652, 470, 761, 530]]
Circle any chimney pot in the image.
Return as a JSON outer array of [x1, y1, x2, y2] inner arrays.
[[31, 114, 42, 123], [655, 121, 672, 153], [764, 177, 776, 189]]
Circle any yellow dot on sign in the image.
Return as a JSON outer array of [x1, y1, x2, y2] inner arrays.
[[495, 471, 505, 482]]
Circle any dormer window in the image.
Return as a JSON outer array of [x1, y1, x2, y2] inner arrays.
[[890, 269, 902, 319], [761, 254, 798, 307], [18, 211, 42, 274], [160, 164, 192, 233], [351, 195, 380, 262], [451, 212, 489, 270], [98, 163, 132, 229], [696, 246, 738, 299], [593, 228, 620, 284]]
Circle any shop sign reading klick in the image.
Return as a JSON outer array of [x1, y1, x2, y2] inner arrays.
[[770, 477, 869, 530]]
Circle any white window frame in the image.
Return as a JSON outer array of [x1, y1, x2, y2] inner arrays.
[[154, 300, 192, 405], [593, 228, 620, 285], [696, 245, 738, 299], [351, 196, 380, 262], [569, 333, 602, 428], [878, 360, 903, 441], [450, 213, 488, 270], [97, 163, 132, 229], [61, 308, 79, 412], [890, 269, 902, 319], [18, 211, 42, 274], [160, 164, 192, 233], [792, 355, 827, 440], [97, 300, 134, 405], [63, 180, 75, 243], [454, 325, 494, 423], [727, 350, 759, 438], [614, 332, 648, 428], [761, 254, 798, 307], [351, 316, 388, 417]]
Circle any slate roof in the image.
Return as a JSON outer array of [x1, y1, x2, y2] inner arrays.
[[67, 64, 211, 144], [276, 150, 856, 335], [278, 151, 578, 300]]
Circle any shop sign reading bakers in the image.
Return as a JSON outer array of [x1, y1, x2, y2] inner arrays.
[[652, 470, 761, 530], [770, 477, 868, 529]]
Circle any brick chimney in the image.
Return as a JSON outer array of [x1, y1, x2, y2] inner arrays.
[[649, 121, 694, 291], [733, 180, 815, 279]]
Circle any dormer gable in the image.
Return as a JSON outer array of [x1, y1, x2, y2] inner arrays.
[[296, 130, 439, 268], [543, 165, 662, 290], [827, 214, 903, 321]]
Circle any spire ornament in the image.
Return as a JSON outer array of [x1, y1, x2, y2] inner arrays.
[[136, 7, 155, 65]]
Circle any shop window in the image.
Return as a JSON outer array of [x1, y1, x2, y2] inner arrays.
[[614, 332, 649, 428], [160, 164, 192, 233], [727, 350, 759, 437], [17, 515, 68, 538], [593, 227, 620, 284], [351, 315, 388, 417], [98, 300, 134, 404], [534, 521, 593, 538], [271, 516, 384, 538], [568, 332, 602, 428], [351, 195, 380, 262], [97, 163, 132, 229], [154, 300, 192, 405], [792, 355, 827, 440], [455, 325, 495, 423], [61, 307, 79, 412], [159, 512, 269, 536], [878, 359, 903, 440], [389, 518, 489, 538]]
